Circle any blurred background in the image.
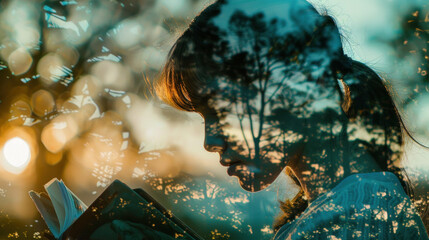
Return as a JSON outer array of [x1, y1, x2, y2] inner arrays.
[[0, 0, 428, 239]]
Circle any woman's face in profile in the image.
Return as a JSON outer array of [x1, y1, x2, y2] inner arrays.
[[197, 86, 307, 192]]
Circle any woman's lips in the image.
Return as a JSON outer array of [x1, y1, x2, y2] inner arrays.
[[227, 163, 243, 176], [220, 152, 258, 176], [220, 155, 243, 175], [219, 155, 242, 167]]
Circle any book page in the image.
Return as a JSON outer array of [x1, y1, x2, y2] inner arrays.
[[44, 178, 87, 236], [64, 181, 87, 216], [58, 179, 87, 231], [45, 178, 67, 234], [28, 191, 60, 238]]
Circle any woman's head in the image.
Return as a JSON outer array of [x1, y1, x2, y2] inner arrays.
[[157, 0, 406, 193], [160, 0, 343, 108]]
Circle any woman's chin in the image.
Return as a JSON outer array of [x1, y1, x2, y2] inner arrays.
[[235, 172, 276, 192]]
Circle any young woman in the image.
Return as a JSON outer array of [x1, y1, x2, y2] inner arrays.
[[157, 0, 429, 238]]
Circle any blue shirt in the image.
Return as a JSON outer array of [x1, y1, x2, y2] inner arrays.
[[274, 172, 429, 239]]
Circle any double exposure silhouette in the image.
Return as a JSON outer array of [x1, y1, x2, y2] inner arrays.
[[157, 0, 429, 238]]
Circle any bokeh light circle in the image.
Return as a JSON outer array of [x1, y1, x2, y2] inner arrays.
[[2, 137, 31, 168]]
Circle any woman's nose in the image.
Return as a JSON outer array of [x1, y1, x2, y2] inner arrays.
[[204, 134, 226, 153], [202, 116, 226, 152]]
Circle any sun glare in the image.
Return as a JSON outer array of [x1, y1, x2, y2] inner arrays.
[[2, 137, 31, 169]]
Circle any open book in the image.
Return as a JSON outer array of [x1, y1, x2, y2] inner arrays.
[[29, 178, 87, 239], [29, 179, 204, 240], [28, 179, 86, 238]]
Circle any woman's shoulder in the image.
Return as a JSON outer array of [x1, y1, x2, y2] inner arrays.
[[305, 172, 410, 216], [333, 171, 403, 191], [274, 172, 429, 240], [331, 171, 407, 201]]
